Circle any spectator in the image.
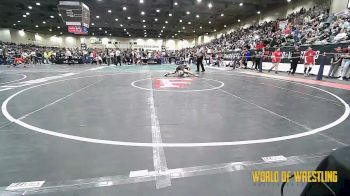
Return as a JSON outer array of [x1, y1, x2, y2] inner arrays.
[[334, 29, 348, 42], [268, 47, 282, 74], [289, 46, 302, 76], [304, 47, 317, 77], [339, 46, 350, 80], [65, 49, 72, 65], [327, 47, 343, 78]]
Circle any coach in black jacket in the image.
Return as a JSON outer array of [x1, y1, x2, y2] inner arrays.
[[288, 46, 302, 75]]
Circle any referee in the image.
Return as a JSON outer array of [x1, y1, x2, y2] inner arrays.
[[196, 46, 205, 72]]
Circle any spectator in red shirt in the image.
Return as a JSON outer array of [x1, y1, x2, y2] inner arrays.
[[256, 41, 265, 50], [283, 25, 292, 35], [268, 48, 282, 74], [304, 47, 317, 76], [14, 57, 26, 66]]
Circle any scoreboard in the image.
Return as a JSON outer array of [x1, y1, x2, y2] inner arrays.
[[68, 26, 88, 34], [58, 1, 90, 35]]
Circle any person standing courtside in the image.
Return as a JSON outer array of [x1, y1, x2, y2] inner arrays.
[[304, 47, 316, 77], [0, 46, 4, 65], [239, 48, 248, 69], [256, 48, 264, 73], [339, 45, 350, 81], [106, 49, 111, 66], [288, 46, 302, 76], [327, 47, 342, 78], [115, 48, 122, 66], [268, 48, 282, 74], [65, 49, 72, 65], [196, 46, 205, 72]]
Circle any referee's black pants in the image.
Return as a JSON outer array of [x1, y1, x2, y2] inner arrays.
[[116, 56, 122, 66], [290, 60, 298, 74], [196, 57, 205, 72]]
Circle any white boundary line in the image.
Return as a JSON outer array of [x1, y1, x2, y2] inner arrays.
[[0, 153, 328, 195], [213, 73, 342, 105], [0, 74, 27, 85], [149, 85, 171, 189], [131, 77, 225, 92], [17, 80, 103, 121], [88, 66, 109, 71], [205, 82, 312, 131], [146, 65, 171, 188], [0, 88, 13, 92], [1, 73, 349, 147], [205, 66, 230, 71]]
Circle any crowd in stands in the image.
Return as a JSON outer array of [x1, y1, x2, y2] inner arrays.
[[187, 2, 350, 55], [173, 2, 350, 80], [0, 41, 178, 66]]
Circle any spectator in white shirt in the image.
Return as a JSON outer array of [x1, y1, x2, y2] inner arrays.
[[115, 48, 121, 66], [333, 29, 347, 42]]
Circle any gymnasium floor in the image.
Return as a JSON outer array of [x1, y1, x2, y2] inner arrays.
[[0, 64, 349, 196]]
